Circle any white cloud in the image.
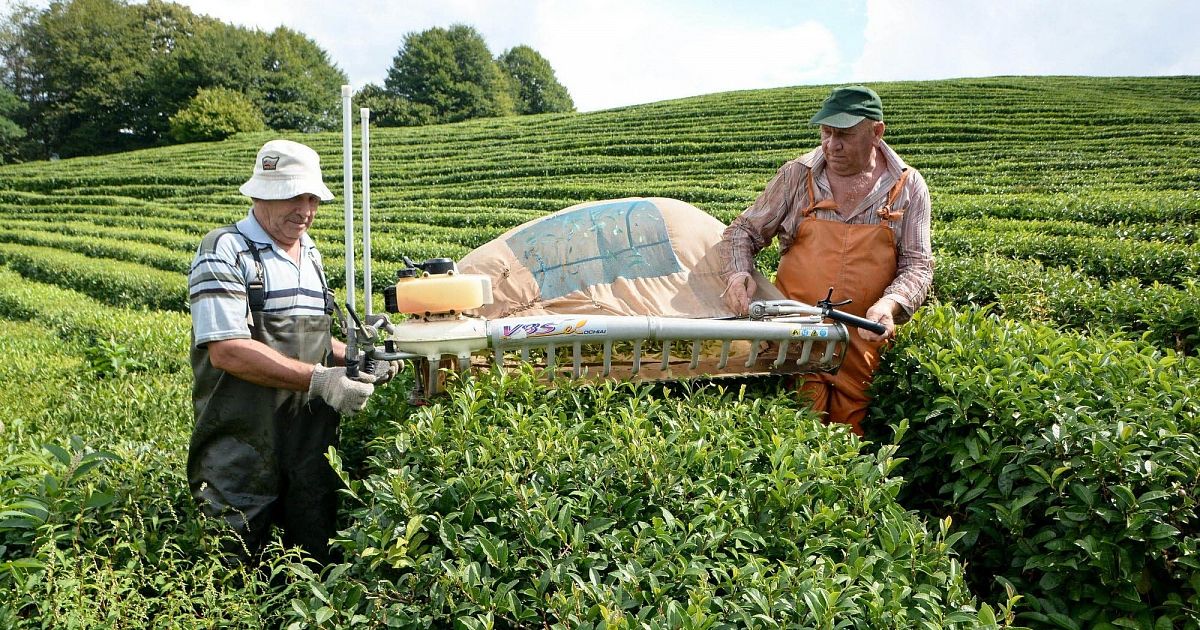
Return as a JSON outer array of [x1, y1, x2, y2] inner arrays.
[[526, 1, 843, 111], [853, 0, 1200, 82], [9, 0, 1196, 110], [172, 0, 845, 111]]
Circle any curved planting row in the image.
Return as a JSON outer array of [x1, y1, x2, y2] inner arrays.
[[0, 268, 189, 373], [933, 254, 1200, 354], [935, 226, 1200, 287], [0, 228, 192, 274], [0, 243, 186, 313]]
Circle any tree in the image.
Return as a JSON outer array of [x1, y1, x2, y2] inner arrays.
[[385, 24, 513, 124], [0, 0, 346, 158], [0, 85, 25, 162], [353, 83, 434, 127], [168, 86, 264, 142], [498, 45, 574, 115], [258, 27, 346, 132], [22, 0, 155, 157]]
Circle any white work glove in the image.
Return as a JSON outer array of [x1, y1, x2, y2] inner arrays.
[[722, 271, 757, 316], [309, 365, 375, 415], [365, 359, 403, 385]]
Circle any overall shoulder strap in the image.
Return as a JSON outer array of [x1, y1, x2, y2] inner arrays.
[[231, 226, 268, 313], [876, 168, 911, 225], [307, 250, 336, 315], [802, 167, 839, 216]]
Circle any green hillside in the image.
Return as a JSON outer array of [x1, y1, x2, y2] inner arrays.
[[1, 76, 1199, 628]]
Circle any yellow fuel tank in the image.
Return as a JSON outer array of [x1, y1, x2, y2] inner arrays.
[[393, 272, 493, 315]]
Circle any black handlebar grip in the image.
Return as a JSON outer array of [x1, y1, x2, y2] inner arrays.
[[824, 309, 888, 336], [345, 354, 360, 378]]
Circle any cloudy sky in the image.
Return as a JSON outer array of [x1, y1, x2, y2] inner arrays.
[[5, 0, 1199, 111]]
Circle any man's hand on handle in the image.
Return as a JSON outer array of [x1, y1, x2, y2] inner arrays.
[[722, 272, 757, 316], [860, 298, 898, 342], [365, 359, 403, 385], [309, 365, 374, 415]]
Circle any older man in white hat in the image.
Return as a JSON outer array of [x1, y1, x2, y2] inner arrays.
[[186, 139, 391, 564]]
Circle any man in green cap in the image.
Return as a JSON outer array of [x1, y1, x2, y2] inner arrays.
[[718, 85, 933, 435]]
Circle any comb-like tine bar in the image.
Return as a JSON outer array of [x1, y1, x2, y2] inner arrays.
[[520, 347, 529, 362], [427, 360, 439, 396], [717, 340, 731, 369], [546, 344, 557, 369], [632, 340, 642, 375], [458, 355, 470, 372], [690, 340, 701, 369], [602, 341, 613, 376], [660, 341, 671, 370], [572, 341, 582, 378]]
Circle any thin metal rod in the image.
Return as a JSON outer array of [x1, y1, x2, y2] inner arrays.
[[689, 340, 701, 369], [427, 359, 439, 397], [745, 340, 761, 367], [360, 107, 373, 317], [341, 85, 355, 312], [602, 341, 613, 376], [773, 340, 790, 368], [797, 340, 813, 365]]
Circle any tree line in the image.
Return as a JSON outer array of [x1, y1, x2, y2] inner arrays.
[[0, 0, 574, 162]]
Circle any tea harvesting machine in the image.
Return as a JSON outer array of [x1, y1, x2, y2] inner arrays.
[[333, 88, 886, 402]]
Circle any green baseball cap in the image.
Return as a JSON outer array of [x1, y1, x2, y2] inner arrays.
[[809, 85, 883, 128]]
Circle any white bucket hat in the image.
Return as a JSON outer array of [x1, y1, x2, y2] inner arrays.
[[239, 139, 335, 201]]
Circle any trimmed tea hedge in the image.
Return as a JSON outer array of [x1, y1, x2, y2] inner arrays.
[[868, 305, 1200, 628], [307, 370, 1007, 628], [0, 244, 186, 312], [0, 268, 189, 372], [934, 254, 1200, 354]]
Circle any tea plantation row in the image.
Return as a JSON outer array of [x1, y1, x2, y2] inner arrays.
[[0, 76, 1198, 627]]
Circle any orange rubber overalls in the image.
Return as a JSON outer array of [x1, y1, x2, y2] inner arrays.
[[774, 168, 910, 435]]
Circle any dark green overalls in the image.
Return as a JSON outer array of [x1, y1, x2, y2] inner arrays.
[[188, 227, 342, 563]]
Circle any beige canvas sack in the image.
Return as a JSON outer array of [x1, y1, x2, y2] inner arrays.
[[458, 197, 780, 319]]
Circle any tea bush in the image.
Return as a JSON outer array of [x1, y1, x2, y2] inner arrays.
[[0, 315, 311, 628], [868, 305, 1200, 628], [0, 243, 185, 312], [305, 369, 1011, 628], [934, 254, 1200, 354], [0, 268, 189, 373], [0, 75, 1197, 626], [935, 226, 1200, 287]]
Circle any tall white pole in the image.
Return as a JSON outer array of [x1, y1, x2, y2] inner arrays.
[[360, 107, 373, 317], [341, 85, 356, 312]]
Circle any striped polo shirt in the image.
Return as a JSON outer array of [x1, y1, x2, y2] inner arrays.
[[189, 209, 331, 347]]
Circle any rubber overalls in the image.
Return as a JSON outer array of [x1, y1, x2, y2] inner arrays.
[[188, 227, 342, 563], [774, 168, 909, 435]]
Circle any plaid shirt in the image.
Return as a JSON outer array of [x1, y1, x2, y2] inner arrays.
[[720, 140, 933, 321]]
